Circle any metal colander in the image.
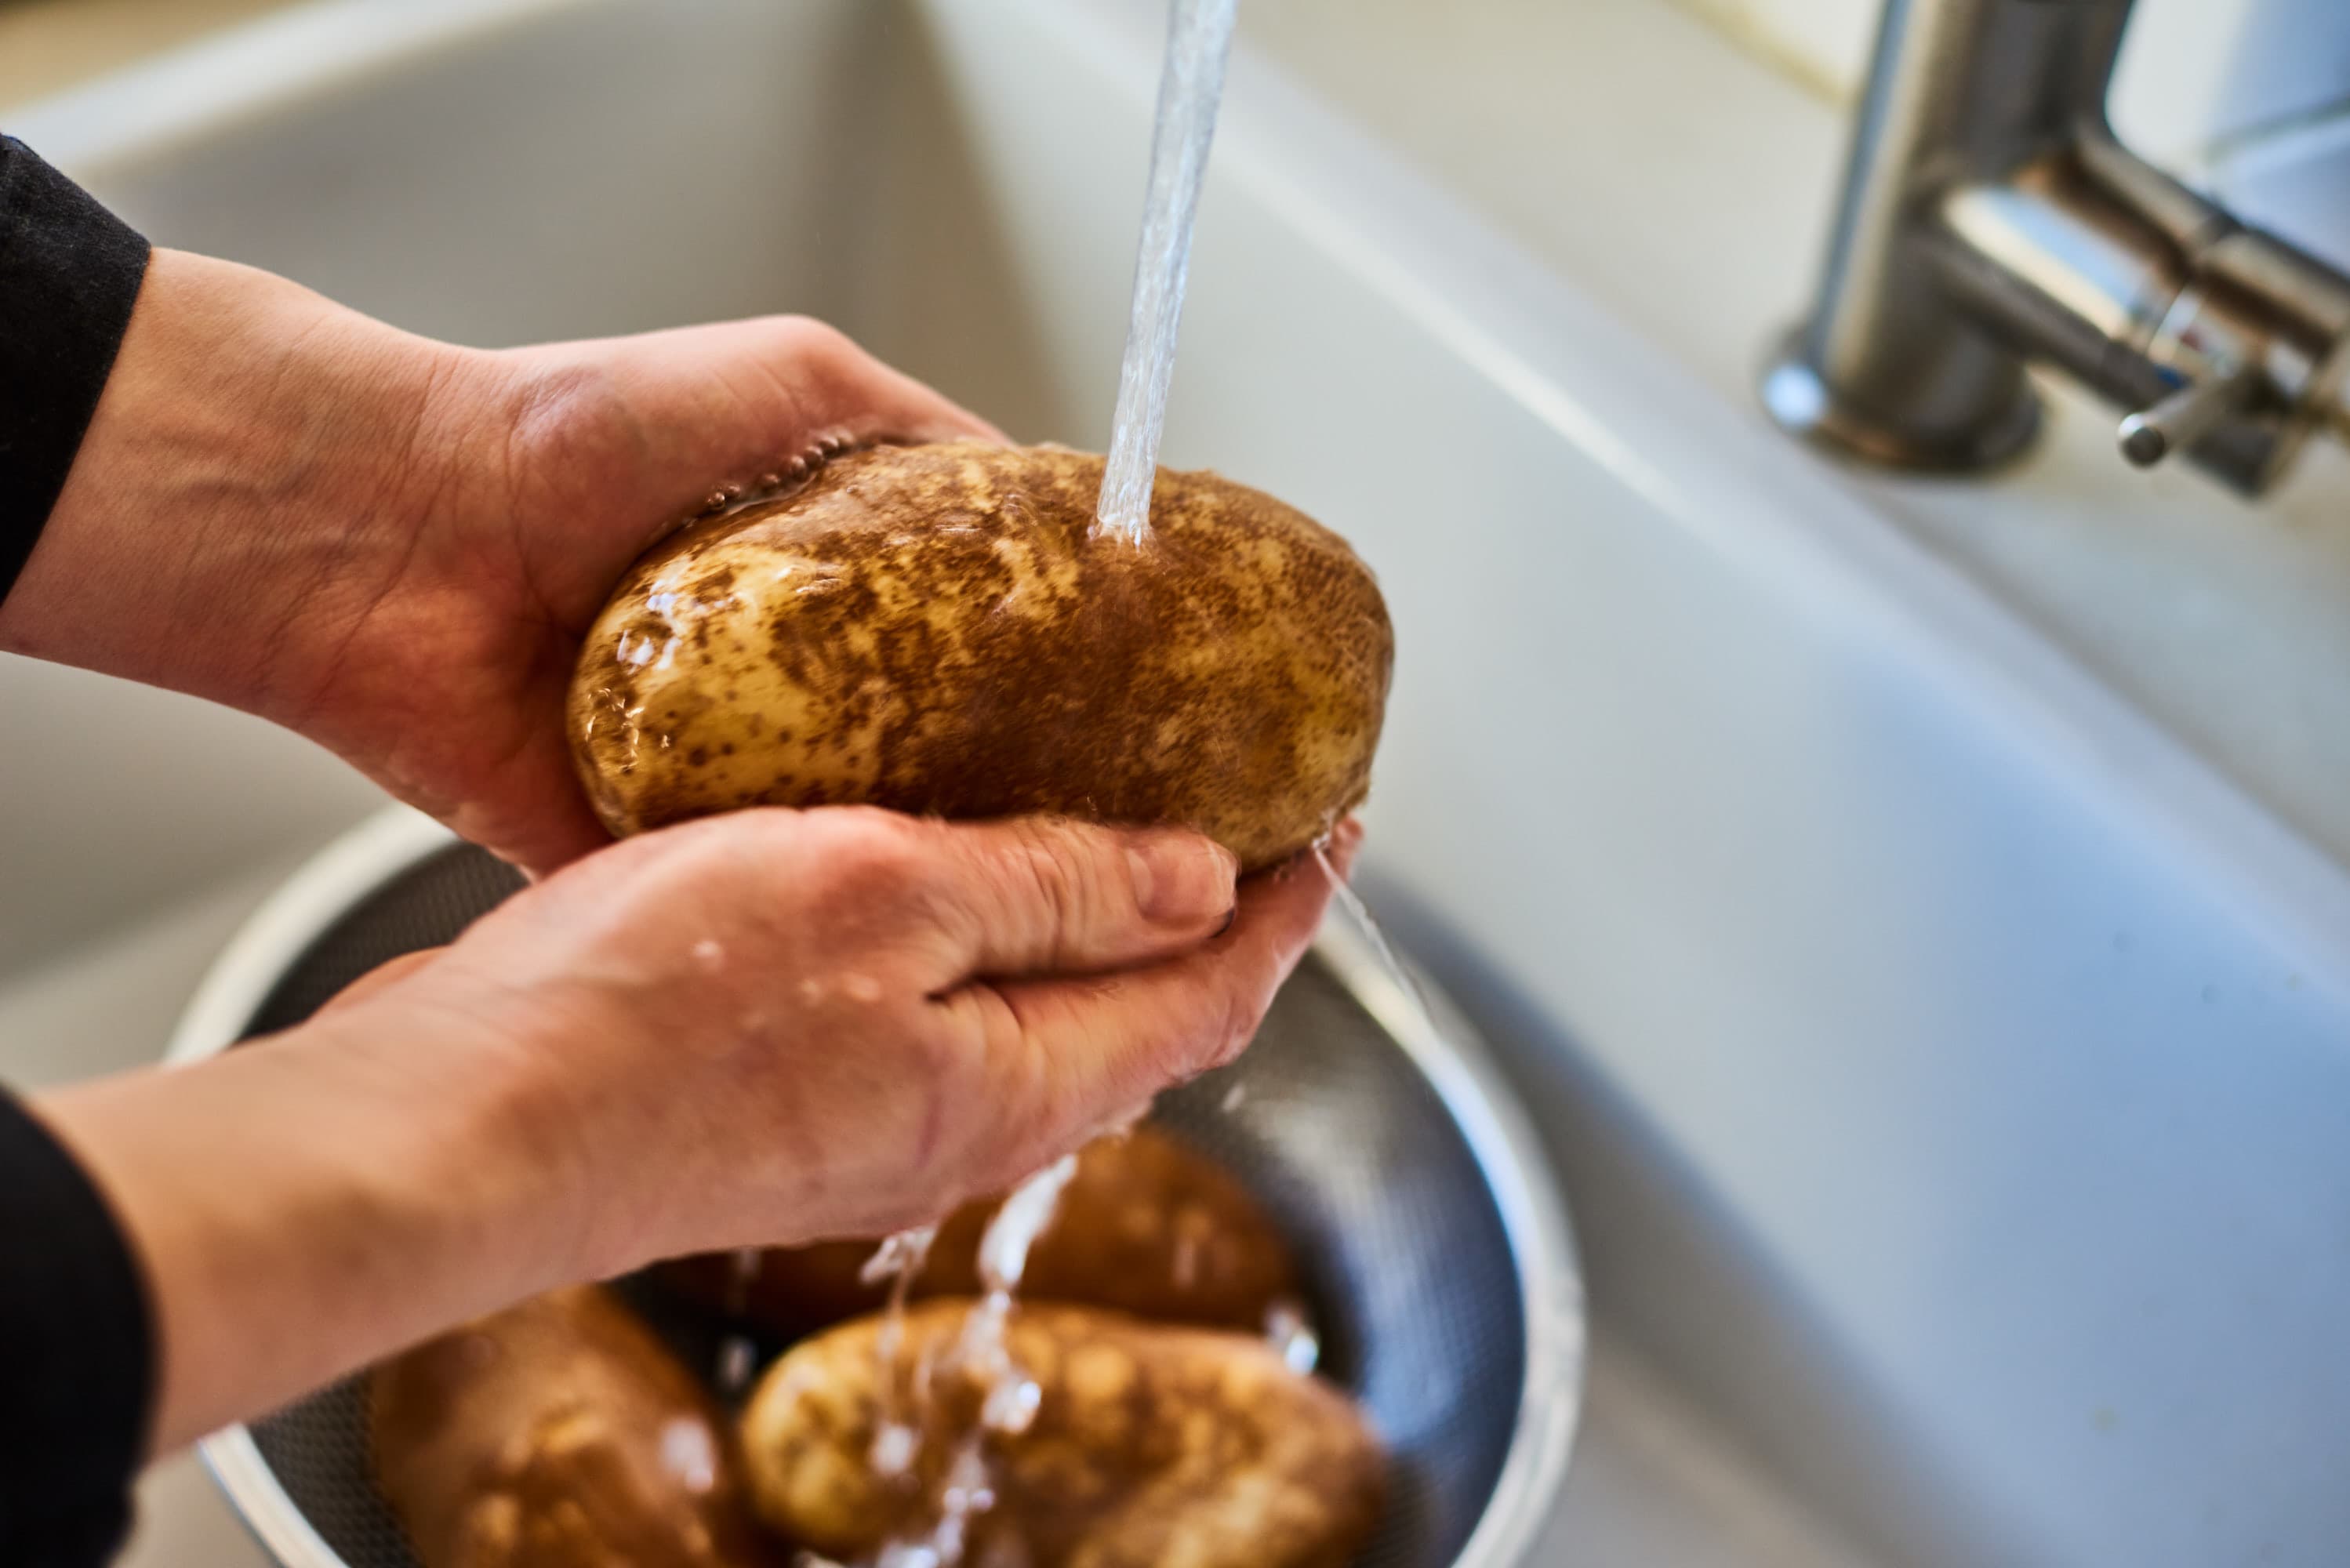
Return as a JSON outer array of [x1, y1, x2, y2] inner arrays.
[[167, 809, 1584, 1568]]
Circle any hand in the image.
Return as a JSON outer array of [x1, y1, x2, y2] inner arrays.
[[0, 249, 1000, 872], [35, 810, 1357, 1451]]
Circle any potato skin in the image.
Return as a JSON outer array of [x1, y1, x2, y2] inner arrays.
[[567, 442, 1392, 869], [739, 1299, 1385, 1568], [369, 1287, 772, 1568], [659, 1125, 1302, 1338]]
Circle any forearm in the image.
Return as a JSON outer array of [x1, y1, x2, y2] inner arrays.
[[0, 249, 480, 717], [33, 1008, 576, 1454]]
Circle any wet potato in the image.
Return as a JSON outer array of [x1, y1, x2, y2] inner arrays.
[[567, 441, 1393, 870], [659, 1125, 1302, 1339], [369, 1287, 772, 1568], [739, 1299, 1385, 1568]]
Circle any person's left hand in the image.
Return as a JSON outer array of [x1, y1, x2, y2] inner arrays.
[[1, 249, 1001, 873]]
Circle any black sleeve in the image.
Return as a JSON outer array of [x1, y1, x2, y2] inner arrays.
[[0, 1091, 156, 1567], [0, 135, 152, 608]]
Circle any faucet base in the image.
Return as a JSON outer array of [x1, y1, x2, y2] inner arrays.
[[1760, 328, 2043, 477]]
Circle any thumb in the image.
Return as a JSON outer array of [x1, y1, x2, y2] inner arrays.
[[929, 826, 1357, 1198], [568, 314, 1004, 532], [908, 816, 1238, 984]]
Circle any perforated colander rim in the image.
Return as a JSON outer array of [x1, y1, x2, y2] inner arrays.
[[164, 806, 1585, 1568]]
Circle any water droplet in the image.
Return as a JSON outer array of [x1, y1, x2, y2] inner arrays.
[[981, 1374, 1041, 1435], [978, 1156, 1079, 1293], [658, 1417, 718, 1492], [1265, 1298, 1319, 1373], [716, 1335, 757, 1394], [870, 1421, 921, 1478], [714, 1335, 752, 1401]]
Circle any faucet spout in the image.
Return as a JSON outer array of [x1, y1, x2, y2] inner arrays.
[[1763, 0, 2350, 496]]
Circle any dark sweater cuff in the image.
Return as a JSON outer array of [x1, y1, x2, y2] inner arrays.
[[0, 136, 152, 608], [0, 1090, 155, 1566]]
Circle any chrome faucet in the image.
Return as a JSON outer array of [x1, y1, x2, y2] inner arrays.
[[1763, 0, 2350, 495]]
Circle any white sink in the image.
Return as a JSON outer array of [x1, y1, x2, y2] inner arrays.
[[9, 2, 2350, 1564]]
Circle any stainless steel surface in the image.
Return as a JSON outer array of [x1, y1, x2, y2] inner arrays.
[[2116, 365, 2250, 466], [163, 809, 1585, 1568], [1767, 0, 2350, 494]]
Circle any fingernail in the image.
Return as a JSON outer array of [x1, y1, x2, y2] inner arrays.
[[1130, 836, 1238, 924]]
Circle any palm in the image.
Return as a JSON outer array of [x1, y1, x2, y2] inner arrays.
[[307, 315, 997, 874]]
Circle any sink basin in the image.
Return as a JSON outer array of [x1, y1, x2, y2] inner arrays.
[[12, 1, 2350, 1563]]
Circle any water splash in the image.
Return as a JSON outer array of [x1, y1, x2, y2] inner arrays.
[[1093, 0, 1240, 545], [715, 1247, 764, 1394], [1264, 1298, 1320, 1374], [856, 1156, 1080, 1566], [863, 1225, 939, 1479], [716, 1335, 758, 1396], [955, 1152, 1081, 1443], [975, 1156, 1079, 1296], [1311, 843, 1437, 1023], [872, 1443, 996, 1568]]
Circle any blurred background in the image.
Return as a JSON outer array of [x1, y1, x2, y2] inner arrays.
[[7, 0, 2346, 257]]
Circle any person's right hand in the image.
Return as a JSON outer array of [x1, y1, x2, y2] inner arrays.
[[38, 808, 1357, 1453]]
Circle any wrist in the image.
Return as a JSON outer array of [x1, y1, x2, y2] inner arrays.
[[35, 1000, 583, 1452], [0, 249, 489, 717], [290, 994, 602, 1300]]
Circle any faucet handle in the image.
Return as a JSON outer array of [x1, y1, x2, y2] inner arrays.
[[2117, 368, 2253, 468]]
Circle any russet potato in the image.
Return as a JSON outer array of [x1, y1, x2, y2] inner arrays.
[[739, 1299, 1384, 1568], [659, 1125, 1302, 1338], [567, 441, 1393, 869], [369, 1287, 772, 1568]]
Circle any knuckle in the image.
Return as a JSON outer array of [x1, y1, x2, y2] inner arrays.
[[1001, 819, 1088, 936], [679, 810, 806, 891], [648, 807, 935, 941], [805, 808, 926, 898], [633, 812, 757, 896], [774, 315, 863, 383], [500, 354, 626, 463]]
